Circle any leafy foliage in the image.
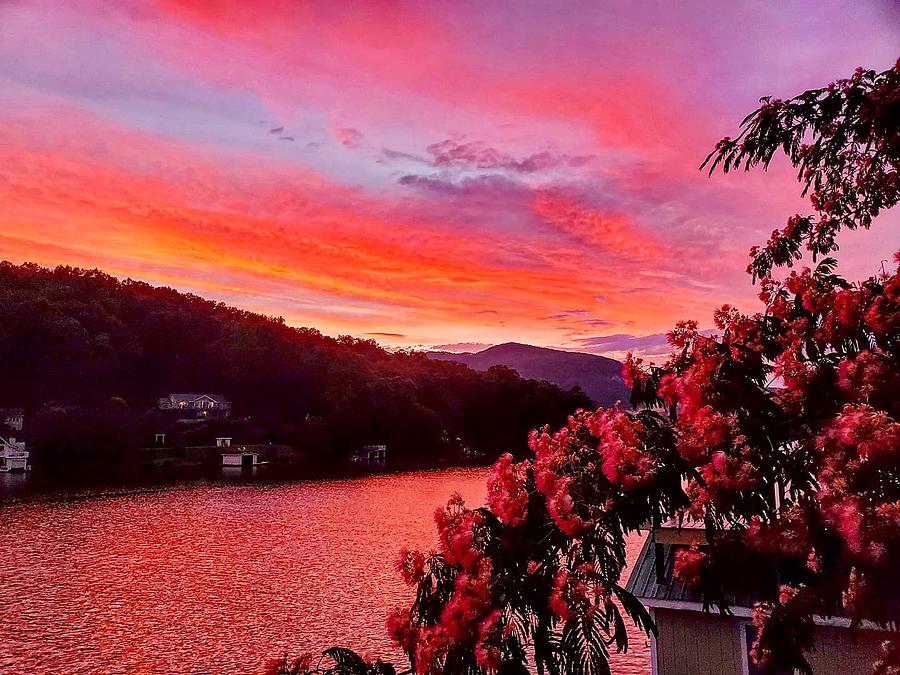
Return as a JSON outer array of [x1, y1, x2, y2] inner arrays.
[[702, 61, 900, 281], [265, 649, 397, 675], [273, 62, 899, 675], [274, 408, 669, 675]]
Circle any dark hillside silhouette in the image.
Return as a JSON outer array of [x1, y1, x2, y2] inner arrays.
[[0, 262, 589, 474]]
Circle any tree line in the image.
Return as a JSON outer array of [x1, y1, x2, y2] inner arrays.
[[0, 262, 590, 476]]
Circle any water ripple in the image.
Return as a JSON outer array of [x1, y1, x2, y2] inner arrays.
[[0, 468, 650, 674]]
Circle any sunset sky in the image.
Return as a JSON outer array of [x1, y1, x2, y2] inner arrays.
[[1, 1, 897, 359]]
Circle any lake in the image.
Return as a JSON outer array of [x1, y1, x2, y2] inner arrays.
[[0, 468, 650, 673]]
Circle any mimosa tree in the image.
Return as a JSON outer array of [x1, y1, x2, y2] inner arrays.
[[269, 61, 900, 675]]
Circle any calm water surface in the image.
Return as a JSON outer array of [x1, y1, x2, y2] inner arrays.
[[0, 468, 650, 674]]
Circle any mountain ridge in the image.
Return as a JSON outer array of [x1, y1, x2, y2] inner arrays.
[[427, 342, 629, 408]]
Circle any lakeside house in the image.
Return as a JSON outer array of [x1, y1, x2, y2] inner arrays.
[[221, 449, 260, 468], [0, 408, 24, 431], [626, 521, 886, 675], [352, 444, 387, 464], [157, 393, 231, 417], [0, 436, 29, 472]]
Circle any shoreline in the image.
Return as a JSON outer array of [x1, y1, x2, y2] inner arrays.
[[0, 455, 494, 508]]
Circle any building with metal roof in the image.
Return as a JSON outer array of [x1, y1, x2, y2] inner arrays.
[[625, 525, 887, 674]]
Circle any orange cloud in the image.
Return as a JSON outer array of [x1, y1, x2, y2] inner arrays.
[[10, 2, 889, 352], [530, 193, 665, 261], [0, 102, 719, 347]]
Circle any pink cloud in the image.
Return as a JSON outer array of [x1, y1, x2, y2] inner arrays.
[[530, 192, 665, 262], [335, 127, 364, 149], [0, 0, 896, 350]]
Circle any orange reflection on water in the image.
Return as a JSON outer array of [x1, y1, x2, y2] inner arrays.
[[0, 468, 649, 673]]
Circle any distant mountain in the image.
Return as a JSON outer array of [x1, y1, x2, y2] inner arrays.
[[427, 342, 629, 408]]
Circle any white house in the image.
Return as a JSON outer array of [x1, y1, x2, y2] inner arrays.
[[626, 522, 887, 675], [0, 436, 29, 472], [221, 450, 259, 468], [352, 444, 387, 463], [158, 393, 231, 417]]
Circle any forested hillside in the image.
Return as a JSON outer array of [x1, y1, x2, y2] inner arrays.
[[0, 262, 590, 473]]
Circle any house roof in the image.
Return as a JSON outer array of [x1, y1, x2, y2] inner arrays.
[[625, 537, 758, 609], [168, 393, 230, 403], [625, 535, 900, 632]]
